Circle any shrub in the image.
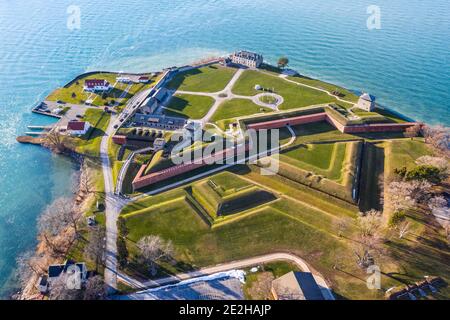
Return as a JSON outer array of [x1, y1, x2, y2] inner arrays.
[[389, 211, 406, 228], [117, 236, 129, 268], [405, 165, 442, 184]]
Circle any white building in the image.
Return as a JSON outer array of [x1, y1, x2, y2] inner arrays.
[[67, 121, 91, 136], [117, 76, 132, 83], [231, 51, 263, 68], [84, 79, 111, 92], [356, 93, 376, 111]]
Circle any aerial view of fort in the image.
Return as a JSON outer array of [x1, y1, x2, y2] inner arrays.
[[1, 1, 448, 307], [13, 50, 449, 301]]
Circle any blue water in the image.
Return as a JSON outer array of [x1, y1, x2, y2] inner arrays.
[[0, 0, 449, 298]]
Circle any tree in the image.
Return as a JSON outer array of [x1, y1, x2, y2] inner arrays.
[[388, 210, 406, 228], [15, 250, 45, 289], [83, 275, 106, 300], [397, 221, 411, 239], [117, 236, 129, 269], [405, 165, 442, 184], [277, 56, 289, 69], [48, 276, 82, 300], [117, 216, 128, 237], [387, 180, 432, 212], [428, 196, 448, 211], [43, 129, 66, 153], [137, 235, 174, 275], [84, 227, 105, 272], [37, 197, 78, 254], [71, 92, 76, 99], [416, 156, 449, 180], [404, 124, 421, 140], [353, 210, 384, 269], [422, 125, 450, 156]]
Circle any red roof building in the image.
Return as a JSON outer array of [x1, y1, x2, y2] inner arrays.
[[84, 79, 110, 91], [66, 121, 91, 135]]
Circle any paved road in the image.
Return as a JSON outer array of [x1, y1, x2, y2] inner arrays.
[[117, 252, 335, 300]]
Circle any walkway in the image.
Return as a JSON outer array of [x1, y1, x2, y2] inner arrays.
[[117, 252, 334, 300]]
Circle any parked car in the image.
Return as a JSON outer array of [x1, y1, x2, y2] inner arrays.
[[114, 124, 118, 129], [76, 114, 83, 118], [56, 100, 65, 104]]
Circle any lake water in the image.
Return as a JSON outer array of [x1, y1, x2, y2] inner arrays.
[[0, 0, 449, 298]]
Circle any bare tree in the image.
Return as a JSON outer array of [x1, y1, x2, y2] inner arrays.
[[137, 235, 174, 276], [357, 209, 382, 237], [387, 180, 432, 212], [404, 124, 421, 140], [79, 162, 93, 194], [37, 197, 79, 254], [428, 196, 448, 211], [83, 275, 106, 300], [84, 227, 106, 273], [48, 276, 81, 300], [397, 221, 411, 239], [354, 210, 384, 269], [15, 251, 45, 289], [43, 129, 66, 153], [422, 125, 450, 156]]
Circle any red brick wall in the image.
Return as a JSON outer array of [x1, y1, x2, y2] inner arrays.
[[247, 113, 327, 130], [112, 135, 127, 145]]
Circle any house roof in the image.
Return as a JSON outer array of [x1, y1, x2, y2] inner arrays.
[[48, 260, 86, 278], [360, 93, 376, 102], [139, 76, 150, 80], [272, 271, 324, 300], [233, 50, 263, 61], [85, 79, 109, 88], [67, 121, 88, 131]]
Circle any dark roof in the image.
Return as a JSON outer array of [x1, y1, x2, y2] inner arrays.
[[272, 271, 324, 300], [85, 79, 109, 88], [360, 93, 376, 102], [233, 51, 263, 61], [48, 260, 85, 278], [39, 275, 48, 286], [67, 121, 87, 131], [294, 272, 325, 300]]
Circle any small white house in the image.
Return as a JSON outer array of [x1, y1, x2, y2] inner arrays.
[[47, 260, 88, 291], [356, 93, 376, 111], [67, 121, 91, 136], [138, 76, 150, 83], [117, 76, 131, 83], [84, 79, 111, 92]]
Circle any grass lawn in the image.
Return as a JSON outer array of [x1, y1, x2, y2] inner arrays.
[[232, 70, 336, 110], [47, 72, 153, 107], [358, 142, 385, 212], [280, 142, 347, 181], [64, 109, 110, 157], [384, 139, 432, 180], [167, 65, 237, 93], [287, 75, 359, 103], [211, 99, 272, 123], [163, 94, 215, 119]]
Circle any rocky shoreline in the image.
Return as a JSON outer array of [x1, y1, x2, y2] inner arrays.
[[13, 145, 95, 300]]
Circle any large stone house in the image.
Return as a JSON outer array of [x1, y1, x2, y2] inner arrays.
[[231, 51, 263, 68], [84, 79, 111, 92]]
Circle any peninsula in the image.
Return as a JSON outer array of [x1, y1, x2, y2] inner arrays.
[[16, 51, 450, 301]]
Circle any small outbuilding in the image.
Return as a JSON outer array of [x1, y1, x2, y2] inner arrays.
[[67, 121, 91, 136], [356, 93, 376, 112], [271, 271, 325, 300]]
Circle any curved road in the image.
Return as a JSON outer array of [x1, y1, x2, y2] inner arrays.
[[117, 252, 335, 300]]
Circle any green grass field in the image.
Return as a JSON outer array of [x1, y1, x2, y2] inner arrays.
[[232, 70, 336, 110], [47, 72, 153, 107], [211, 99, 272, 123], [287, 75, 359, 103], [167, 65, 237, 92], [163, 93, 215, 119], [64, 109, 110, 157]]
